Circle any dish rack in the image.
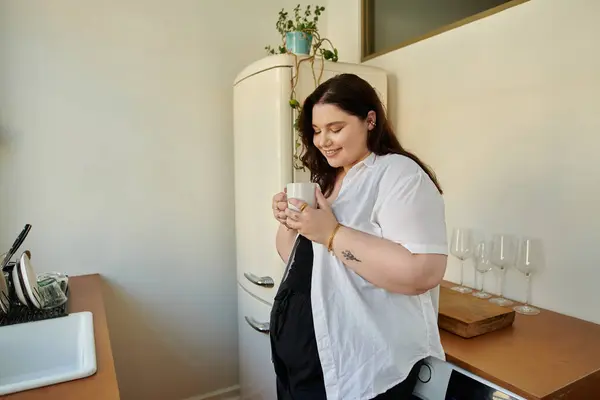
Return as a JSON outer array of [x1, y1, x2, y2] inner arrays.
[[0, 272, 69, 327], [0, 224, 70, 327]]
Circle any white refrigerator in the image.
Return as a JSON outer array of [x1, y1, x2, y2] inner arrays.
[[233, 54, 388, 400]]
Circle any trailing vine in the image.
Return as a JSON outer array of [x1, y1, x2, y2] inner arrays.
[[264, 5, 339, 170]]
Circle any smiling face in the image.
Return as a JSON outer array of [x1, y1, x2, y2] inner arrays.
[[312, 103, 375, 171]]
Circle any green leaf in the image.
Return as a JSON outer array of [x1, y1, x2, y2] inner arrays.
[[266, 3, 341, 175]]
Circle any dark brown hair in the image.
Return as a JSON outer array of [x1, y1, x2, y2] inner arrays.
[[298, 73, 442, 197]]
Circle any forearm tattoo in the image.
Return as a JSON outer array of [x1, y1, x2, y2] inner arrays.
[[342, 250, 361, 262]]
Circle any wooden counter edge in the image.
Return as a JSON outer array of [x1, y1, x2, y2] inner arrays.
[[548, 369, 600, 400], [74, 273, 121, 400], [69, 273, 120, 400]]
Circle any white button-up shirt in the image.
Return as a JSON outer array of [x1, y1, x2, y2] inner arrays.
[[310, 152, 447, 399]]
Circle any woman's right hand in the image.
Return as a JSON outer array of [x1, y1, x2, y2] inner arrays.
[[272, 191, 289, 226]]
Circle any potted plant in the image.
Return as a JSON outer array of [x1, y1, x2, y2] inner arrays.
[[264, 4, 339, 170], [265, 5, 334, 57]]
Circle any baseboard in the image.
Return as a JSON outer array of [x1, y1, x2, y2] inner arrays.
[[182, 384, 240, 400]]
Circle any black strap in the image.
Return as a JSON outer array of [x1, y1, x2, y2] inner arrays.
[[281, 234, 301, 283]]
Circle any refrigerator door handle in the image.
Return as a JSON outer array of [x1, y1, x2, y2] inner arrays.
[[244, 316, 270, 334], [244, 272, 275, 288]]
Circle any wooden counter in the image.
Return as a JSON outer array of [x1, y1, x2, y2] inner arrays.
[[3, 274, 120, 400], [440, 281, 600, 399]]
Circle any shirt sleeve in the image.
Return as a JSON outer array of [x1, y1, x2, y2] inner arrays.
[[374, 168, 448, 255]]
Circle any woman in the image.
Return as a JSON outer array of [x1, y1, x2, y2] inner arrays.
[[270, 73, 447, 400]]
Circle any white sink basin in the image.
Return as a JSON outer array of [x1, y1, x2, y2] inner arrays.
[[0, 311, 97, 395]]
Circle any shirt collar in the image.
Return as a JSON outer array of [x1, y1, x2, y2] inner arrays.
[[345, 152, 376, 179], [361, 152, 377, 167]]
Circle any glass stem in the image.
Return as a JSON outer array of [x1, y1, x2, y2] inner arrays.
[[459, 260, 464, 286], [525, 273, 532, 306], [499, 269, 506, 297], [479, 272, 485, 292]]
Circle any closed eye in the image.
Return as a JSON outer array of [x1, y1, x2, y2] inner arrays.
[[313, 124, 344, 135]]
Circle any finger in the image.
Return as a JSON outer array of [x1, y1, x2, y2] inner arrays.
[[277, 211, 287, 220], [315, 187, 329, 210], [273, 199, 281, 210], [276, 201, 288, 211], [286, 217, 301, 230], [288, 198, 308, 210], [284, 208, 302, 220], [273, 192, 286, 202]]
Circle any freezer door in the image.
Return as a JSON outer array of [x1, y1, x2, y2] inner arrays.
[[238, 283, 277, 400]]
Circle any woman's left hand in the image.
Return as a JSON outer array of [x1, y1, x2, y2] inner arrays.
[[285, 188, 339, 245]]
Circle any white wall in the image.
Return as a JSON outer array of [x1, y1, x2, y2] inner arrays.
[[326, 0, 600, 324], [0, 1, 322, 399]]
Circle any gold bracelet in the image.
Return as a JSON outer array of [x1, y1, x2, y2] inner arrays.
[[327, 223, 342, 252]]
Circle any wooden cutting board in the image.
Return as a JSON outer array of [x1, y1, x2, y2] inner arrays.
[[438, 285, 515, 338]]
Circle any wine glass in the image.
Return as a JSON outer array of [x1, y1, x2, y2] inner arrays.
[[472, 241, 493, 299], [513, 238, 544, 315], [450, 228, 473, 293], [489, 234, 517, 306]]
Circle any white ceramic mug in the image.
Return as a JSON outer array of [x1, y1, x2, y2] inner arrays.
[[286, 182, 317, 211]]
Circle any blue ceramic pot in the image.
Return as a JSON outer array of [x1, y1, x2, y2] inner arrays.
[[285, 31, 313, 55]]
